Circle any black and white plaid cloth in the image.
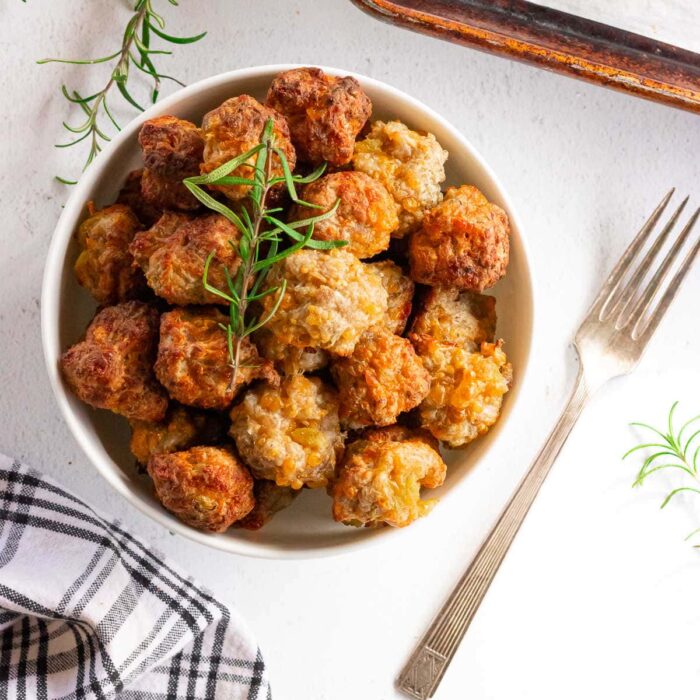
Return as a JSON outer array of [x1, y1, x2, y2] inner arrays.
[[0, 456, 271, 699]]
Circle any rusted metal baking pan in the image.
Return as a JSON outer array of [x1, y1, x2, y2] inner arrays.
[[352, 0, 700, 114]]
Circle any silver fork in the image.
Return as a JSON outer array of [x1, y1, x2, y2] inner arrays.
[[397, 190, 700, 700]]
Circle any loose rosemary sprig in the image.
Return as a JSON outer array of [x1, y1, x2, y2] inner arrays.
[[37, 0, 206, 183], [624, 401, 700, 543], [184, 118, 345, 388]]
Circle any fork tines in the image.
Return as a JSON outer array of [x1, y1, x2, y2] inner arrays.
[[597, 189, 699, 340]]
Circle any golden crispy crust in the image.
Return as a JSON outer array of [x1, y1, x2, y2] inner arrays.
[[261, 249, 387, 357], [235, 480, 299, 530], [410, 286, 496, 351], [289, 171, 397, 258], [229, 375, 344, 489], [74, 203, 146, 304], [200, 95, 295, 201], [148, 446, 254, 532], [368, 260, 415, 335], [330, 426, 446, 527], [409, 185, 510, 291], [116, 170, 163, 228], [155, 307, 277, 410], [352, 120, 447, 237], [254, 328, 329, 376], [138, 116, 203, 178], [129, 211, 191, 269], [129, 405, 226, 465], [141, 168, 200, 212], [411, 334, 511, 448], [60, 301, 167, 421], [130, 213, 241, 305], [361, 424, 439, 451], [331, 327, 430, 429], [266, 67, 371, 167]]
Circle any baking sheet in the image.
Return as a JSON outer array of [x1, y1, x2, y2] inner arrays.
[[535, 0, 700, 53]]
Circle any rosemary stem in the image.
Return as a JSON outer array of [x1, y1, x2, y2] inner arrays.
[[228, 128, 275, 389]]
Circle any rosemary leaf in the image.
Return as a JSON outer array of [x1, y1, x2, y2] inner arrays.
[[625, 401, 700, 543], [38, 0, 205, 182]]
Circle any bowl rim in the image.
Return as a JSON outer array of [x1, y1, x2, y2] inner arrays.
[[41, 63, 536, 559]]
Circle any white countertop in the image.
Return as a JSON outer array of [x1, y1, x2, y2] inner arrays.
[[1, 1, 699, 698]]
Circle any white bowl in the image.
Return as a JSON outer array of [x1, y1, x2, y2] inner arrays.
[[42, 65, 534, 559]]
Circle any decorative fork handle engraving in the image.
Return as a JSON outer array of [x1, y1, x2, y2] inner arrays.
[[397, 369, 590, 699], [398, 647, 448, 699]]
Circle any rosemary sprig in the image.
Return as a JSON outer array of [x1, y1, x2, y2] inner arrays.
[[184, 118, 345, 388], [624, 401, 700, 542], [38, 0, 206, 183]]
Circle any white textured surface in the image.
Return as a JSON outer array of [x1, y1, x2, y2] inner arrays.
[[1, 1, 699, 698]]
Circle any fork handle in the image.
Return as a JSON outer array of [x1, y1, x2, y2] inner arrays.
[[397, 369, 590, 699]]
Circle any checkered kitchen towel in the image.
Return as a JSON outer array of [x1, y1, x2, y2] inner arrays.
[[0, 456, 271, 699]]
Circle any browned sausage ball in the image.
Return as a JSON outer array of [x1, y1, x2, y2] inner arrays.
[[288, 171, 397, 258], [116, 170, 163, 228], [200, 95, 295, 201], [140, 168, 200, 212], [130, 213, 241, 305], [368, 260, 415, 334], [236, 480, 299, 530], [266, 67, 371, 167], [229, 374, 344, 489], [331, 327, 430, 429], [138, 115, 204, 178], [409, 185, 510, 292], [148, 446, 254, 532], [411, 334, 511, 448], [74, 203, 146, 304], [330, 425, 446, 528], [254, 327, 329, 376], [129, 211, 190, 268], [60, 301, 167, 422], [138, 116, 203, 212], [260, 249, 387, 357], [155, 307, 277, 410], [353, 120, 447, 237], [129, 405, 226, 465], [410, 287, 496, 351]]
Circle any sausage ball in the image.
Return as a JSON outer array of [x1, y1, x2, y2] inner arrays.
[[138, 116, 203, 212], [140, 168, 200, 212], [255, 328, 329, 376], [266, 67, 371, 167], [330, 426, 446, 528], [236, 480, 299, 530], [60, 301, 167, 422], [138, 115, 204, 178], [130, 213, 241, 305], [412, 334, 511, 448], [155, 307, 277, 410], [368, 260, 414, 334], [409, 185, 510, 292], [129, 210, 190, 268], [116, 170, 163, 228], [147, 446, 254, 532], [200, 95, 295, 201], [74, 203, 145, 304], [261, 249, 387, 357], [331, 327, 430, 429], [352, 120, 447, 237], [288, 171, 397, 258], [410, 287, 496, 351], [129, 405, 226, 465], [229, 375, 344, 489]]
